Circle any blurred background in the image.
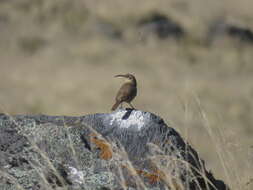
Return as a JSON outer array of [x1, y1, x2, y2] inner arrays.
[[0, 0, 253, 188]]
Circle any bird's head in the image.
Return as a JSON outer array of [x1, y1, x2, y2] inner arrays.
[[114, 73, 137, 85]]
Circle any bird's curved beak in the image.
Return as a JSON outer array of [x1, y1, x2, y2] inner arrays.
[[114, 74, 127, 78]]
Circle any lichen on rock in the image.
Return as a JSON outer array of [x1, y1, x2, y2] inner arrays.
[[0, 110, 229, 190]]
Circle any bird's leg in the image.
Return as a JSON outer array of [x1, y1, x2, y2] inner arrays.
[[128, 103, 135, 109]]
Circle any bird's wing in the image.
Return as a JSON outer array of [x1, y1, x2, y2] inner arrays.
[[116, 83, 133, 102]]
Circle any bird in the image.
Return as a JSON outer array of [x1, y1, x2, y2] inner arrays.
[[111, 73, 137, 111]]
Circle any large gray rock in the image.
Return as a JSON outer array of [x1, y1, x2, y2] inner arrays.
[[0, 109, 229, 190]]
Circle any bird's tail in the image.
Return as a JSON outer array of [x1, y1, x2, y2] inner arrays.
[[111, 101, 120, 111]]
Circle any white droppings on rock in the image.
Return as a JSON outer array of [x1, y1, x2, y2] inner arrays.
[[67, 166, 84, 185], [109, 110, 148, 130]]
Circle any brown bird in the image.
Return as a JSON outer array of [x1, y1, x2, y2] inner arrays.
[[111, 73, 137, 111]]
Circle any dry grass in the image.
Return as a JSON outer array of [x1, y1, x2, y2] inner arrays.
[[0, 113, 235, 190], [0, 0, 253, 189]]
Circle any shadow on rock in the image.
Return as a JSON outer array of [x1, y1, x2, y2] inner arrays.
[[122, 108, 134, 120]]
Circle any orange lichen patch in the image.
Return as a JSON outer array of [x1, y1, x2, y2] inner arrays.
[[136, 169, 165, 184], [121, 164, 182, 189], [89, 132, 113, 160], [121, 164, 164, 184]]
